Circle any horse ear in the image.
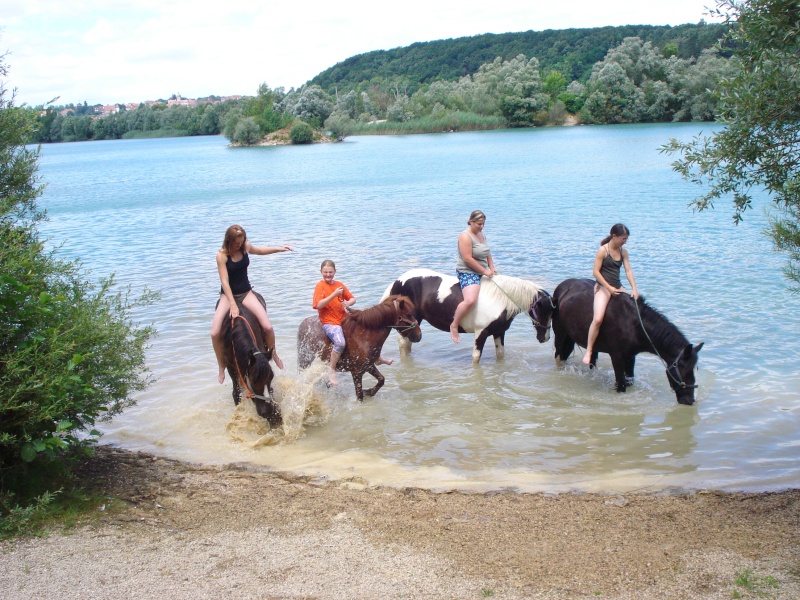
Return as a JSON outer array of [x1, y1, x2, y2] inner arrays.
[[693, 342, 704, 354]]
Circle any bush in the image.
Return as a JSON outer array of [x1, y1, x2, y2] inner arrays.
[[289, 122, 314, 144], [1, 52, 157, 490], [232, 117, 262, 145]]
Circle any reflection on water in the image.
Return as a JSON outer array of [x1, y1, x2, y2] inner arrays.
[[35, 127, 800, 492]]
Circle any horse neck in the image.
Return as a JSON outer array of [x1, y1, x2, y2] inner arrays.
[[638, 304, 687, 359], [488, 276, 538, 316]]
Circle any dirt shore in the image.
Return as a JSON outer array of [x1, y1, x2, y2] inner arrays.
[[1, 446, 799, 599]]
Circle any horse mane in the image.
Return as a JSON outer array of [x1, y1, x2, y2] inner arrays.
[[230, 314, 269, 379], [344, 294, 407, 331], [635, 296, 689, 350], [480, 274, 542, 315]]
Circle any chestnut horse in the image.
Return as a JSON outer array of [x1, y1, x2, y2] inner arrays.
[[297, 295, 422, 400], [219, 292, 280, 426]]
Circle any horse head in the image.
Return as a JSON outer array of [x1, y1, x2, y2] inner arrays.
[[529, 290, 556, 343], [231, 313, 280, 426], [392, 296, 422, 343], [666, 342, 704, 405]]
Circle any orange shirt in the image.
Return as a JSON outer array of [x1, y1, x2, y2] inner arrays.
[[313, 280, 354, 326]]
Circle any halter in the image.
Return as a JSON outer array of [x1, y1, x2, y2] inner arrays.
[[230, 314, 271, 402], [529, 293, 555, 330], [632, 298, 698, 390], [386, 315, 419, 333]]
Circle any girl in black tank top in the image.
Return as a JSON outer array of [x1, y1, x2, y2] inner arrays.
[[583, 224, 639, 365], [211, 225, 294, 382]]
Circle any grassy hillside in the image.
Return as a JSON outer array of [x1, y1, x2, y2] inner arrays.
[[309, 22, 728, 93]]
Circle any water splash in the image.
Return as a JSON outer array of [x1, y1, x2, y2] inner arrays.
[[225, 360, 330, 447]]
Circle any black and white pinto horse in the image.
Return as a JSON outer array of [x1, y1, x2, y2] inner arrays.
[[550, 278, 703, 405], [383, 268, 552, 363]]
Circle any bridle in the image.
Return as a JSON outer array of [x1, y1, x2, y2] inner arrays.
[[385, 299, 420, 335], [529, 292, 555, 330], [230, 314, 272, 402], [632, 298, 698, 391]]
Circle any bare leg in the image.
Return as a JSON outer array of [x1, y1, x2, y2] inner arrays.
[[211, 294, 231, 383], [450, 283, 480, 343], [328, 349, 341, 385], [584, 286, 611, 364], [243, 292, 283, 370], [376, 356, 393, 365]]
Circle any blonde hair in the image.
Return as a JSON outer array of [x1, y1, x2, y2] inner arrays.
[[221, 225, 247, 255], [320, 259, 336, 270]]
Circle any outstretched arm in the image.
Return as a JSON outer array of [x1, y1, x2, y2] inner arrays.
[[246, 242, 293, 256]]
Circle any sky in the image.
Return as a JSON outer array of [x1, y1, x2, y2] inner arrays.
[[1, 0, 721, 107]]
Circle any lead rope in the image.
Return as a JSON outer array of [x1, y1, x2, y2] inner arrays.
[[631, 296, 694, 389]]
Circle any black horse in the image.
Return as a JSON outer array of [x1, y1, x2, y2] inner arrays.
[[219, 292, 280, 426], [550, 278, 703, 405]]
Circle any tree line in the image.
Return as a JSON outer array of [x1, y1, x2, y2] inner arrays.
[[31, 32, 737, 146]]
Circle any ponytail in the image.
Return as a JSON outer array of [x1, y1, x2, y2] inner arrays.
[[600, 223, 630, 246]]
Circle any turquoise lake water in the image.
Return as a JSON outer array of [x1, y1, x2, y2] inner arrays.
[[35, 124, 800, 493]]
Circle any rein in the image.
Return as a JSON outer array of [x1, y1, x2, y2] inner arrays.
[[632, 297, 697, 390], [230, 314, 271, 401]]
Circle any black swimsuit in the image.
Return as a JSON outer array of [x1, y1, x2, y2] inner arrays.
[[597, 245, 623, 289], [221, 252, 252, 296]]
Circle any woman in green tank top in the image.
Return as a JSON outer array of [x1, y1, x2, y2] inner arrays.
[[584, 223, 639, 365]]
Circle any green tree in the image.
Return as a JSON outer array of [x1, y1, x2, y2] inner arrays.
[[663, 0, 800, 286], [232, 116, 262, 145], [1, 52, 157, 484], [289, 121, 314, 144]]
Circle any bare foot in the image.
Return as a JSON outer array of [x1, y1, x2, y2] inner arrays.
[[582, 351, 592, 365], [450, 324, 460, 343], [376, 356, 393, 366], [327, 372, 338, 386], [272, 351, 284, 370], [218, 367, 226, 384]]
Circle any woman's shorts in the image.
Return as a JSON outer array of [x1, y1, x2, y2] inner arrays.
[[322, 324, 346, 354], [457, 271, 482, 289]]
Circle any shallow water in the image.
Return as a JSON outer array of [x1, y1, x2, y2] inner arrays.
[[36, 124, 800, 493]]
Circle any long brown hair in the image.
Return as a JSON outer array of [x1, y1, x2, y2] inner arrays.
[[221, 225, 247, 255]]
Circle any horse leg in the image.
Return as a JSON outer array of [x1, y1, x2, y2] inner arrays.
[[610, 353, 628, 392], [351, 370, 365, 401], [590, 351, 599, 369], [398, 335, 413, 357], [493, 332, 506, 360], [362, 364, 385, 398], [625, 355, 636, 386], [473, 329, 490, 363], [554, 335, 575, 366]]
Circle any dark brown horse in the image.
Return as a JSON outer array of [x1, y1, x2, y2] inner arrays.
[[297, 294, 422, 400], [550, 278, 703, 405], [219, 292, 280, 425]]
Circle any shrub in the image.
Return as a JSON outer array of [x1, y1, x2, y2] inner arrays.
[[289, 122, 314, 144], [232, 117, 262, 145], [1, 52, 157, 487]]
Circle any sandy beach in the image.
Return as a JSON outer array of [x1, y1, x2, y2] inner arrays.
[[1, 446, 798, 599]]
